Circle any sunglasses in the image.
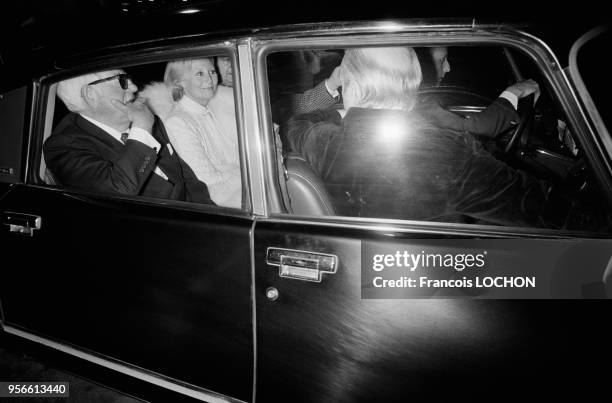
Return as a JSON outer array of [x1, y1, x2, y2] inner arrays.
[[87, 73, 131, 90]]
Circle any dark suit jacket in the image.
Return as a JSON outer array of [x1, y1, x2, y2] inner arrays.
[[417, 96, 520, 138], [44, 113, 214, 204]]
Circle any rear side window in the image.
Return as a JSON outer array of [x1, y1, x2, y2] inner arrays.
[[41, 54, 246, 210], [267, 45, 611, 233]]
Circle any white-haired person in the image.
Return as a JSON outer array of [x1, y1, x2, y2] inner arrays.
[[286, 47, 554, 227], [160, 58, 241, 208], [44, 69, 214, 204]]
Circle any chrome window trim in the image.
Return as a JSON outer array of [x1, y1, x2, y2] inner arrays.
[[18, 183, 255, 220], [39, 83, 58, 180], [260, 215, 608, 239], [248, 219, 258, 403], [251, 27, 612, 234], [23, 83, 37, 186], [238, 40, 267, 216], [567, 26, 612, 172], [1, 324, 245, 403]]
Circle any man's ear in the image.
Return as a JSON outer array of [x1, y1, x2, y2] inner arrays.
[[81, 85, 97, 108]]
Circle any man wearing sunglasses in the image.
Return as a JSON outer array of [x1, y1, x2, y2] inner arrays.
[[44, 69, 214, 204]]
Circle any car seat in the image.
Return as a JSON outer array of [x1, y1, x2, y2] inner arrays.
[[281, 152, 335, 216]]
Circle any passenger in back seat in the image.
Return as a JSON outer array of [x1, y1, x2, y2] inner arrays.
[[44, 70, 214, 204]]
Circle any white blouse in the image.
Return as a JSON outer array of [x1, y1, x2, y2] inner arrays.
[[165, 92, 241, 208]]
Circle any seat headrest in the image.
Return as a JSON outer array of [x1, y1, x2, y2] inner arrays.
[[284, 153, 335, 216]]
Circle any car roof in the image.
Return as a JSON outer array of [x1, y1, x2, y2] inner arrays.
[[0, 0, 606, 91]]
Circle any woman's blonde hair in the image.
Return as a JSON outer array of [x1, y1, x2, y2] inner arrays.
[[341, 47, 422, 111]]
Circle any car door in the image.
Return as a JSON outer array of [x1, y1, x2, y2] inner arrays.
[[250, 26, 612, 402], [0, 50, 253, 402]]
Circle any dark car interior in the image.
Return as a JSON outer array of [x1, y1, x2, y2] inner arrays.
[[267, 45, 612, 233]]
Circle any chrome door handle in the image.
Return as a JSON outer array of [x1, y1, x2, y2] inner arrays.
[[2, 212, 42, 237], [266, 247, 338, 282]]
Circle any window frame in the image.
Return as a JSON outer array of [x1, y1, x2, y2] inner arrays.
[[27, 40, 253, 216], [252, 25, 612, 238], [569, 26, 611, 158]]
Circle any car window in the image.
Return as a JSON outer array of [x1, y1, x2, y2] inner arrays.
[[266, 45, 611, 233], [41, 55, 245, 210]]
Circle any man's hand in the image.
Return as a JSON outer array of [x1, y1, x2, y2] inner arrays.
[[111, 97, 154, 133], [325, 66, 342, 92], [505, 79, 541, 104]]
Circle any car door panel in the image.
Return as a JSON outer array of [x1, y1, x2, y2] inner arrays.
[[0, 185, 253, 402], [253, 220, 610, 402]]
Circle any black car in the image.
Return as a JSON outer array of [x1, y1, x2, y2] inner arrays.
[[1, 11, 611, 402]]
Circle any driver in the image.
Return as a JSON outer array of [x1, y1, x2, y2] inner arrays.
[[285, 47, 556, 227], [417, 46, 540, 138]]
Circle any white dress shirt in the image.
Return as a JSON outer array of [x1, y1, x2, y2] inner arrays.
[[499, 91, 519, 110], [164, 95, 241, 208]]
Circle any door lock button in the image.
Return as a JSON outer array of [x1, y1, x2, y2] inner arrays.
[[266, 287, 279, 301]]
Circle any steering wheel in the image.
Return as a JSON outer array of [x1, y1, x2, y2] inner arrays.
[[502, 93, 535, 154]]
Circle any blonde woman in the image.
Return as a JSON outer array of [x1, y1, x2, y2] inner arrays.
[[162, 58, 241, 208]]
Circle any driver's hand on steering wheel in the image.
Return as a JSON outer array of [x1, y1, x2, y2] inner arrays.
[[505, 79, 541, 105]]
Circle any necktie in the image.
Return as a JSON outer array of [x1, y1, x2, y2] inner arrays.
[[121, 132, 129, 143]]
